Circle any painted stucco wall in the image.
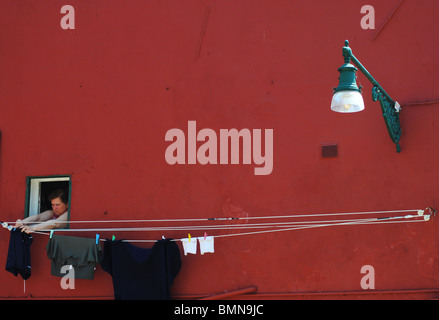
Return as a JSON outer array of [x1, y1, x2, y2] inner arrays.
[[0, 0, 438, 299]]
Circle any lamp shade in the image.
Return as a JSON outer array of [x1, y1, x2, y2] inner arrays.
[[331, 90, 365, 113], [331, 57, 364, 113]]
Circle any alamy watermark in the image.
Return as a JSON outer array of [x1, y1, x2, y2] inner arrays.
[[60, 265, 75, 290], [361, 5, 375, 30], [360, 265, 375, 290]]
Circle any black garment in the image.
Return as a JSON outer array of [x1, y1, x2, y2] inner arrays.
[[5, 229, 33, 280], [46, 234, 102, 280], [101, 239, 181, 300]]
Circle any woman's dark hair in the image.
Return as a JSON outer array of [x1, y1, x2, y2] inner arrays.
[[48, 189, 68, 205]]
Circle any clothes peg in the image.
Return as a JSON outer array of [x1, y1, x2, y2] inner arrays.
[[0, 221, 12, 231], [112, 235, 116, 241], [162, 235, 165, 240], [50, 230, 54, 239], [188, 233, 191, 242], [96, 234, 100, 244], [204, 232, 207, 240]]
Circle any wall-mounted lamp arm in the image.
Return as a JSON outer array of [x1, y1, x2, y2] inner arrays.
[[342, 40, 402, 153], [345, 49, 393, 104]]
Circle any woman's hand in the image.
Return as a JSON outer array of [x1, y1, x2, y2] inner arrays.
[[20, 225, 34, 234], [14, 219, 23, 228]]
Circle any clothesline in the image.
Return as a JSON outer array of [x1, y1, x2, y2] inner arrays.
[[25, 214, 429, 232], [1, 207, 433, 243], [23, 215, 428, 243], [2, 208, 426, 225], [213, 217, 429, 239], [2, 212, 430, 243]]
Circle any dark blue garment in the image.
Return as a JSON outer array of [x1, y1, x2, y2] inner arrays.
[[5, 229, 33, 280], [101, 239, 181, 300]]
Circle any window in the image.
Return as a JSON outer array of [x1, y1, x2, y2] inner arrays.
[[25, 175, 71, 220]]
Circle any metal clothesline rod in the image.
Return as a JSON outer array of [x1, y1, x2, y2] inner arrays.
[[2, 208, 424, 225], [1, 208, 431, 244], [23, 216, 429, 243], [28, 214, 426, 233]]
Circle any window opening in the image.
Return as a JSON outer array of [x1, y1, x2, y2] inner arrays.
[[25, 176, 71, 223]]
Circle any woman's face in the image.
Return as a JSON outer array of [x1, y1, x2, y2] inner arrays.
[[51, 197, 68, 216]]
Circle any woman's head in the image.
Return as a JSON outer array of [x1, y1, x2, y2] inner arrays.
[[48, 189, 68, 216]]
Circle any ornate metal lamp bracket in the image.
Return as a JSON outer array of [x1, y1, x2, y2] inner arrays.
[[343, 40, 402, 153], [372, 86, 402, 152]]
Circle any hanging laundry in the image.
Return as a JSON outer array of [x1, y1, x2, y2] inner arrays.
[[100, 239, 181, 300], [46, 234, 101, 280], [198, 236, 215, 255], [181, 237, 197, 255], [5, 229, 33, 280]]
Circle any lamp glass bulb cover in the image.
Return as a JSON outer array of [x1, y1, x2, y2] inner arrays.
[[331, 90, 365, 113]]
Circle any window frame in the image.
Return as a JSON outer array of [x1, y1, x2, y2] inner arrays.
[[24, 175, 72, 223]]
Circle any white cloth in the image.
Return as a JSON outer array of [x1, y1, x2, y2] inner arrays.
[[181, 237, 197, 255], [198, 236, 214, 255]]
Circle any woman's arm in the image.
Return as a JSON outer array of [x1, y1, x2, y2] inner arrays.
[[15, 210, 54, 228], [20, 211, 68, 233]]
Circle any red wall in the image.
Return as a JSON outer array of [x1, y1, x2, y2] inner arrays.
[[0, 0, 439, 299]]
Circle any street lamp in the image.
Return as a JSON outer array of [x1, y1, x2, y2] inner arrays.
[[331, 40, 402, 153]]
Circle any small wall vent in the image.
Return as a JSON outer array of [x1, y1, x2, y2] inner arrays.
[[321, 144, 338, 158]]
